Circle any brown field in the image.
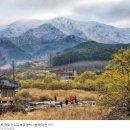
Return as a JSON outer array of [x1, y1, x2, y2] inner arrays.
[[0, 89, 103, 120], [52, 60, 108, 73], [18, 88, 98, 102], [0, 106, 109, 120]]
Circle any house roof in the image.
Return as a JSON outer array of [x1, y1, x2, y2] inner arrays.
[[0, 77, 20, 89]]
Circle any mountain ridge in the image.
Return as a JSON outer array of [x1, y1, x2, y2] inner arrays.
[[0, 38, 32, 62], [1, 17, 130, 43], [0, 17, 130, 63]]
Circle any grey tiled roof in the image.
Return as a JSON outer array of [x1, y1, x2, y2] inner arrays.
[[0, 77, 20, 88]]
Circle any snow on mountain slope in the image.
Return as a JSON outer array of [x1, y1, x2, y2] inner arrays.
[[80, 21, 130, 44], [9, 23, 85, 58], [48, 17, 130, 44], [0, 17, 130, 44], [0, 20, 45, 37], [10, 24, 68, 53], [0, 17, 130, 63], [26, 23, 66, 41], [48, 17, 88, 39]]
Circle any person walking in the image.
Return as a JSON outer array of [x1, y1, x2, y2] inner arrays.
[[74, 96, 77, 104], [60, 101, 63, 108], [68, 96, 73, 104], [49, 99, 51, 103], [54, 96, 57, 102], [65, 97, 68, 105]]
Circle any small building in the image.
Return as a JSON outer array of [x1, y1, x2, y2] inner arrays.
[[53, 69, 77, 81], [0, 77, 20, 105]]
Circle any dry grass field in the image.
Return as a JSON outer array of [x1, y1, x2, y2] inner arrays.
[[0, 89, 103, 120], [17, 88, 98, 102], [0, 106, 109, 120]]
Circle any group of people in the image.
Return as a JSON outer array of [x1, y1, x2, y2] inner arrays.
[[65, 96, 77, 105], [53, 95, 77, 108]]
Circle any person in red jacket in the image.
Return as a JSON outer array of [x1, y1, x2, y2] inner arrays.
[[68, 96, 73, 104]]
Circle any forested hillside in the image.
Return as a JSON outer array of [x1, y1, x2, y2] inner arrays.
[[53, 41, 130, 66]]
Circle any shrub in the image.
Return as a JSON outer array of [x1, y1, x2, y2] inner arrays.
[[40, 96, 50, 101]]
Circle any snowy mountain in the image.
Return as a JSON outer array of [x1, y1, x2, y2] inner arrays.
[[9, 23, 85, 57], [0, 20, 45, 37], [0, 17, 130, 44], [48, 17, 130, 44], [0, 17, 130, 63], [48, 17, 88, 39]]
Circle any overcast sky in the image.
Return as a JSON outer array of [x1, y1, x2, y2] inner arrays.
[[0, 0, 130, 27]]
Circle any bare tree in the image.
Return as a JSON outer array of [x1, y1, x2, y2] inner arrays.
[[0, 51, 6, 66]]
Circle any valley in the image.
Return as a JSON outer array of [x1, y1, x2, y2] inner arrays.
[[0, 17, 130, 120]]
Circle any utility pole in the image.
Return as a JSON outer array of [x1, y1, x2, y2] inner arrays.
[[48, 52, 52, 68], [12, 60, 15, 81]]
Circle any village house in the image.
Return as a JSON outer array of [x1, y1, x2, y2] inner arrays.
[[0, 76, 20, 105], [52, 69, 77, 81]]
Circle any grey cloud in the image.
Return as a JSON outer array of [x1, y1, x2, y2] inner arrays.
[[72, 0, 130, 26], [0, 0, 130, 27], [0, 0, 77, 25], [1, 0, 76, 11], [100, 1, 130, 21]]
